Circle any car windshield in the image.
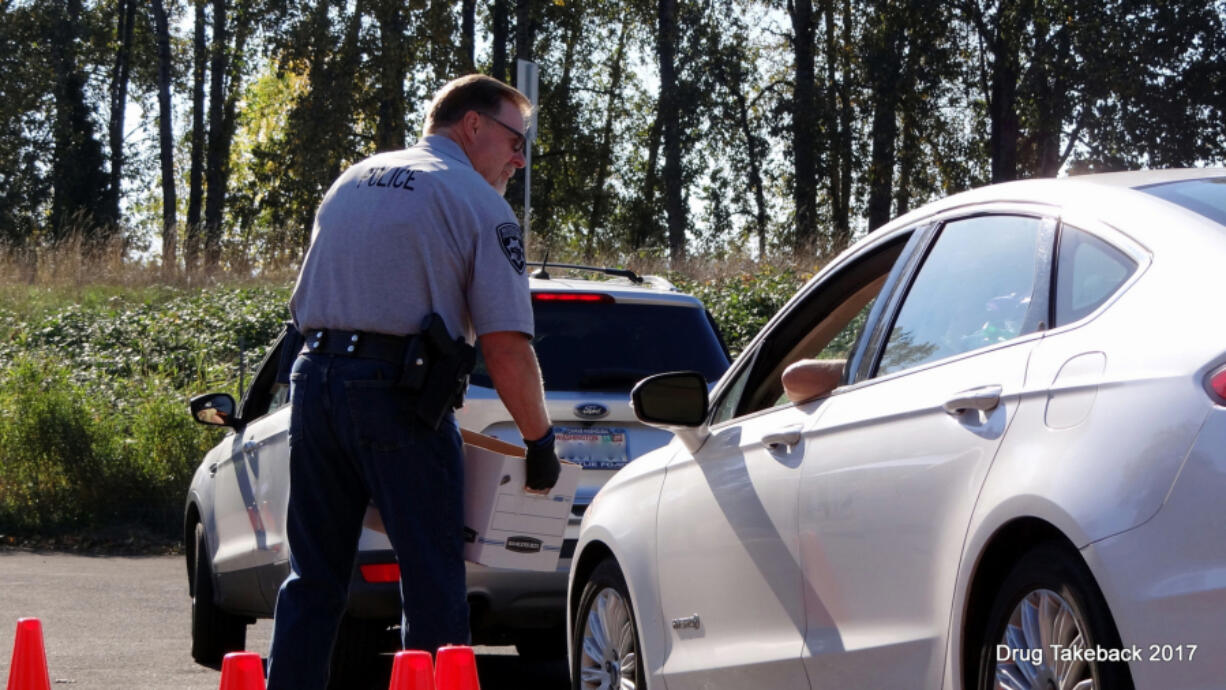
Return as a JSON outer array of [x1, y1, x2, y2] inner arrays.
[[471, 301, 730, 392], [1137, 176, 1226, 227]]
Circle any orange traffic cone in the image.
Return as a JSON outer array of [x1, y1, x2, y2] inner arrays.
[[6, 618, 50, 690], [388, 650, 435, 690], [218, 652, 265, 690], [434, 646, 479, 690]]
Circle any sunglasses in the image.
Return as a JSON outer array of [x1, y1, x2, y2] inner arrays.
[[479, 112, 527, 153]]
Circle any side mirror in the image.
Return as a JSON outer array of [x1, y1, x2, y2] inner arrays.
[[190, 393, 241, 430], [631, 371, 709, 427]]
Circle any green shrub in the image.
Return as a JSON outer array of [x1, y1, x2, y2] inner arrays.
[[0, 285, 290, 539], [676, 265, 812, 356]]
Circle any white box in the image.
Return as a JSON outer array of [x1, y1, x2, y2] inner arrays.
[[459, 429, 581, 572], [362, 429, 580, 572]]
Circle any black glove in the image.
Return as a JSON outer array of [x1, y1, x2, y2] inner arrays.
[[524, 428, 561, 492]]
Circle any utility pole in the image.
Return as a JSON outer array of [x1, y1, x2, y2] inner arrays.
[[516, 59, 539, 236]]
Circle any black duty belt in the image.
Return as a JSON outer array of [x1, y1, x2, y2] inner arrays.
[[300, 329, 417, 366]]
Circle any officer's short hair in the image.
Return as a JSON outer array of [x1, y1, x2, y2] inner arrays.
[[424, 75, 532, 132]]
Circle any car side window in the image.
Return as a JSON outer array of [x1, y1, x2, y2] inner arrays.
[[1054, 225, 1136, 326], [878, 215, 1044, 376], [238, 336, 290, 421], [709, 234, 910, 423]]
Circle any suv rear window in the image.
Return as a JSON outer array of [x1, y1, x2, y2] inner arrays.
[[471, 302, 730, 392], [1138, 177, 1226, 226]]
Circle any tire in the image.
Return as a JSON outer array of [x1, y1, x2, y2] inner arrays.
[[328, 615, 394, 690], [190, 522, 247, 665], [572, 559, 645, 690], [515, 626, 567, 660], [975, 541, 1134, 690]]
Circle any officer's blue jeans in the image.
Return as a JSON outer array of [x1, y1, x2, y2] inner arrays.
[[266, 353, 469, 690]]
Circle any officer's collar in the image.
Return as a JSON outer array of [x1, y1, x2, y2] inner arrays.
[[419, 135, 473, 170]]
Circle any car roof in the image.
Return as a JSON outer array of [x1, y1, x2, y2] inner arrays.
[[874, 167, 1226, 235], [527, 275, 706, 308]]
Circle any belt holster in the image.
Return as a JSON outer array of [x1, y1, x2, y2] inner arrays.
[[413, 313, 477, 430]]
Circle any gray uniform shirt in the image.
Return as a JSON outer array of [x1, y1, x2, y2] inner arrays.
[[290, 135, 533, 342]]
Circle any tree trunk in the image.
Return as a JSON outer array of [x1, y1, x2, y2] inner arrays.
[[514, 0, 535, 66], [461, 0, 476, 72], [151, 0, 177, 277], [203, 0, 228, 270], [865, 10, 901, 232], [988, 0, 1022, 183], [492, 0, 509, 82], [657, 0, 686, 260], [634, 114, 664, 250], [373, 0, 407, 152], [790, 0, 818, 250], [186, 0, 207, 272], [49, 0, 108, 242], [733, 87, 768, 257], [106, 0, 135, 235], [834, 0, 853, 247], [586, 20, 630, 260]]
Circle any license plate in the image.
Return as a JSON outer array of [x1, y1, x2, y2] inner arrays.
[[555, 427, 629, 470]]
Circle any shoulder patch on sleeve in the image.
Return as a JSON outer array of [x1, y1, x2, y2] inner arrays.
[[496, 222, 527, 274]]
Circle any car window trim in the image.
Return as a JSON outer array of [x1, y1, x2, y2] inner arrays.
[[238, 330, 287, 421], [704, 228, 919, 426], [848, 224, 936, 384], [862, 209, 1057, 382]]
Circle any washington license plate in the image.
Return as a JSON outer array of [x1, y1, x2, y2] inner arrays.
[[555, 427, 629, 470]]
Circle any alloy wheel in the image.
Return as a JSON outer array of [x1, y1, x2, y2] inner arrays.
[[995, 588, 1093, 690], [578, 587, 638, 690]]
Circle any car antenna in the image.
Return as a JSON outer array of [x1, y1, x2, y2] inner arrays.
[[531, 249, 552, 280]]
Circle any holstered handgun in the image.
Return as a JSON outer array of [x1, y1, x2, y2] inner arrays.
[[414, 313, 476, 430]]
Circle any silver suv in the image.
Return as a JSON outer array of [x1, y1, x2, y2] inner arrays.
[[183, 265, 729, 684]]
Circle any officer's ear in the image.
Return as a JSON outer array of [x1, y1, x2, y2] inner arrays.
[[459, 110, 484, 142]]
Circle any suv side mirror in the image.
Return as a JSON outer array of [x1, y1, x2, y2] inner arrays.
[[632, 371, 709, 427], [190, 393, 242, 430]]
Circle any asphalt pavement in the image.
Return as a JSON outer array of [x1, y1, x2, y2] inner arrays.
[[0, 549, 568, 689]]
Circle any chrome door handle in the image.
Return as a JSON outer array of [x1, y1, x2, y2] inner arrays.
[[943, 385, 1003, 415], [243, 440, 258, 454], [762, 428, 803, 451]]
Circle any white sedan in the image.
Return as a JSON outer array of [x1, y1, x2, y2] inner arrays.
[[566, 169, 1226, 690]]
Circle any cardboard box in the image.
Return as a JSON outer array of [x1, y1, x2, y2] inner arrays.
[[459, 429, 581, 572], [363, 429, 580, 572]]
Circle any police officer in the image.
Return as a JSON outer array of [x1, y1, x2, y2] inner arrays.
[[266, 75, 560, 690]]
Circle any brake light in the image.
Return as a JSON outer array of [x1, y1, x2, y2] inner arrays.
[[360, 563, 401, 583], [1209, 367, 1226, 403], [532, 292, 613, 303]]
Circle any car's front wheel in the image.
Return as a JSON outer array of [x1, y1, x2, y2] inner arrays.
[[975, 541, 1134, 690], [572, 559, 644, 690], [190, 522, 247, 665]]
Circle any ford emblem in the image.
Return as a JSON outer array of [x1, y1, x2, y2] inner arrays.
[[575, 402, 609, 419]]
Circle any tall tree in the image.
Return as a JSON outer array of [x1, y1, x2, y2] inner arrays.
[[48, 0, 109, 242], [585, 19, 631, 259], [372, 0, 407, 151], [105, 0, 137, 235], [492, 0, 510, 81], [203, 0, 229, 270], [151, 0, 177, 275], [185, 0, 207, 270], [788, 0, 818, 249], [461, 0, 476, 72], [657, 0, 686, 259]]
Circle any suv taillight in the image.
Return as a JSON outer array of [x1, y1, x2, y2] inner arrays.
[[532, 292, 613, 303], [360, 563, 401, 583]]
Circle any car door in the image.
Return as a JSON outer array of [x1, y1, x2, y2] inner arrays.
[[211, 334, 293, 593], [795, 212, 1055, 688], [654, 231, 914, 690]]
